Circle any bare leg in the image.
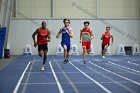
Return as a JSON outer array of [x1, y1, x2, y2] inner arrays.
[[38, 47, 44, 70], [83, 47, 86, 64], [63, 45, 68, 64], [39, 50, 46, 71], [102, 50, 104, 56], [63, 45, 67, 60], [67, 52, 69, 61], [43, 50, 47, 65], [102, 45, 108, 58], [38, 50, 44, 57]]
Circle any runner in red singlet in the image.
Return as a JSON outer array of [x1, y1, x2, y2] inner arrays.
[[80, 21, 94, 64], [32, 21, 51, 71], [101, 26, 113, 59]]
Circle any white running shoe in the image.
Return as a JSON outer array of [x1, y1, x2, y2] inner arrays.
[[102, 56, 105, 59], [41, 65, 45, 71]]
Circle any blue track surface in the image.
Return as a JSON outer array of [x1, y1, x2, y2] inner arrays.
[[0, 55, 140, 93]]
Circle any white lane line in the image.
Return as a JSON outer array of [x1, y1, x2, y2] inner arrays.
[[52, 57, 80, 93], [108, 61, 140, 74], [25, 72, 82, 74], [25, 72, 81, 74], [13, 61, 31, 93], [89, 62, 140, 86], [25, 71, 134, 74], [21, 57, 36, 93], [75, 61, 137, 93], [127, 61, 140, 66], [70, 62, 112, 93], [20, 81, 136, 85], [105, 63, 140, 77], [49, 62, 64, 93]]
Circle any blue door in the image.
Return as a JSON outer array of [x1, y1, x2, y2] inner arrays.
[[0, 27, 7, 59]]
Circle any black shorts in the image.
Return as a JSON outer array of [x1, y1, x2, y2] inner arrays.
[[38, 44, 48, 51], [102, 44, 110, 50]]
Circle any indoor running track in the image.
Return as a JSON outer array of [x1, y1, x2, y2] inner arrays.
[[0, 55, 140, 93]]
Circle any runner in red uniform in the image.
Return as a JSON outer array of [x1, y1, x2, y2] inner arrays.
[[101, 26, 113, 59], [32, 21, 51, 71], [80, 21, 94, 64]]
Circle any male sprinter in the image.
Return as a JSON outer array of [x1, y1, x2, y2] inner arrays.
[[56, 18, 74, 64], [101, 26, 113, 58], [80, 21, 94, 64], [32, 21, 51, 71]]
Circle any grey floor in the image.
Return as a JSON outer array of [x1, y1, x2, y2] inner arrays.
[[0, 56, 17, 69]]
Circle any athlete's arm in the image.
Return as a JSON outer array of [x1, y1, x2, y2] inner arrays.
[[80, 30, 82, 43], [101, 33, 104, 40], [67, 28, 74, 38], [111, 34, 113, 45], [32, 29, 39, 47], [90, 30, 94, 40], [56, 30, 61, 38], [47, 31, 51, 42]]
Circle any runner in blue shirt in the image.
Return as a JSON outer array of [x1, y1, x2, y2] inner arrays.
[[56, 18, 74, 64]]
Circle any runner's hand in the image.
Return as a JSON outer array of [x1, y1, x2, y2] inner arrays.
[[56, 35, 59, 38], [66, 29, 70, 34], [34, 42, 37, 47], [46, 39, 50, 42]]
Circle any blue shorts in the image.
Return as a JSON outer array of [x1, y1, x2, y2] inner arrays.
[[61, 42, 70, 52]]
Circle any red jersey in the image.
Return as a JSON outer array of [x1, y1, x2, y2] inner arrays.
[[37, 27, 49, 44], [102, 32, 111, 45], [81, 28, 91, 42]]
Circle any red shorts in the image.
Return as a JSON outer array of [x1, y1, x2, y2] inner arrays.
[[82, 42, 91, 51]]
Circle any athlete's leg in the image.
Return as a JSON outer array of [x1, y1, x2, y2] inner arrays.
[[102, 44, 109, 58], [63, 45, 68, 63], [83, 46, 86, 63], [41, 44, 48, 71], [102, 44, 105, 58], [38, 44, 44, 57], [102, 44, 104, 56], [43, 50, 47, 65], [41, 50, 47, 71], [66, 43, 70, 62], [43, 44, 48, 65], [66, 51, 69, 63], [39, 51, 45, 70], [67, 52, 69, 59], [61, 43, 67, 64], [105, 44, 109, 54], [101, 50, 104, 56], [87, 42, 91, 54], [38, 50, 44, 57], [82, 42, 87, 64]]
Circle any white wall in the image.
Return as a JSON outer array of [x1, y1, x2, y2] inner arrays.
[[16, 0, 51, 18], [8, 18, 140, 55], [54, 0, 97, 18], [16, 0, 140, 18], [98, 0, 140, 18]]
